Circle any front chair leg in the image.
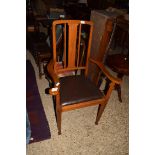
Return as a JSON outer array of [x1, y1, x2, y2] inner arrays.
[[95, 103, 107, 125], [95, 82, 116, 124], [56, 94, 62, 135], [56, 108, 62, 135]]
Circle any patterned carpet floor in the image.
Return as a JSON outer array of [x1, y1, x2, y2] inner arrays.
[[26, 51, 129, 155]]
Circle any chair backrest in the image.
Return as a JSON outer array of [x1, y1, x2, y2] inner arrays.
[[52, 20, 93, 77]]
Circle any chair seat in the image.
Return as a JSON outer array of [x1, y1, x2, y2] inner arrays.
[[60, 75, 103, 106]]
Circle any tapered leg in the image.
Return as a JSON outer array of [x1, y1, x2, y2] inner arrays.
[[95, 82, 115, 125], [56, 108, 62, 135], [95, 103, 106, 125], [56, 94, 62, 135]]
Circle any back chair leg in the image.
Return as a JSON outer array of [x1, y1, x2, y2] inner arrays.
[[115, 84, 122, 102], [116, 73, 124, 102]]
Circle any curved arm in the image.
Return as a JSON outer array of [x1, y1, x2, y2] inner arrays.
[[89, 58, 122, 84], [47, 59, 60, 95]]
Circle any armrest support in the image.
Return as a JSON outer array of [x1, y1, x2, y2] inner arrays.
[[47, 59, 60, 95], [89, 58, 122, 85]]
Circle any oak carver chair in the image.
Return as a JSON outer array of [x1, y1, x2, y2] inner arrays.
[[47, 20, 122, 135]]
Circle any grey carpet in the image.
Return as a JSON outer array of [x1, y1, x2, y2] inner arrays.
[[26, 51, 129, 155]]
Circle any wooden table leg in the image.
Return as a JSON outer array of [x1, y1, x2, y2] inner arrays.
[[38, 57, 42, 79]]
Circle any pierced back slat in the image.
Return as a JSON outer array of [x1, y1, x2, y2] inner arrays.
[[68, 23, 78, 68]]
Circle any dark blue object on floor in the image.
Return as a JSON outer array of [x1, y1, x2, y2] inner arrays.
[[26, 111, 31, 144], [26, 60, 51, 144]]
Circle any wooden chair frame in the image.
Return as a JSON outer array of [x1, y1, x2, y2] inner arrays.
[[47, 20, 121, 135]]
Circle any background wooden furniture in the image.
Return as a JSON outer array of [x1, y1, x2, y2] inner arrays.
[[88, 9, 126, 82], [105, 17, 129, 102], [90, 9, 127, 61], [26, 11, 65, 78], [106, 54, 128, 102], [47, 20, 121, 135], [111, 17, 129, 54], [26, 24, 52, 78], [33, 41, 52, 78]]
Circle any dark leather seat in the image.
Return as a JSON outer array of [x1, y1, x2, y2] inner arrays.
[[60, 76, 103, 106]]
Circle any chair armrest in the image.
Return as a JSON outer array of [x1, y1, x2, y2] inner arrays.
[[89, 58, 122, 85], [47, 59, 60, 95]]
